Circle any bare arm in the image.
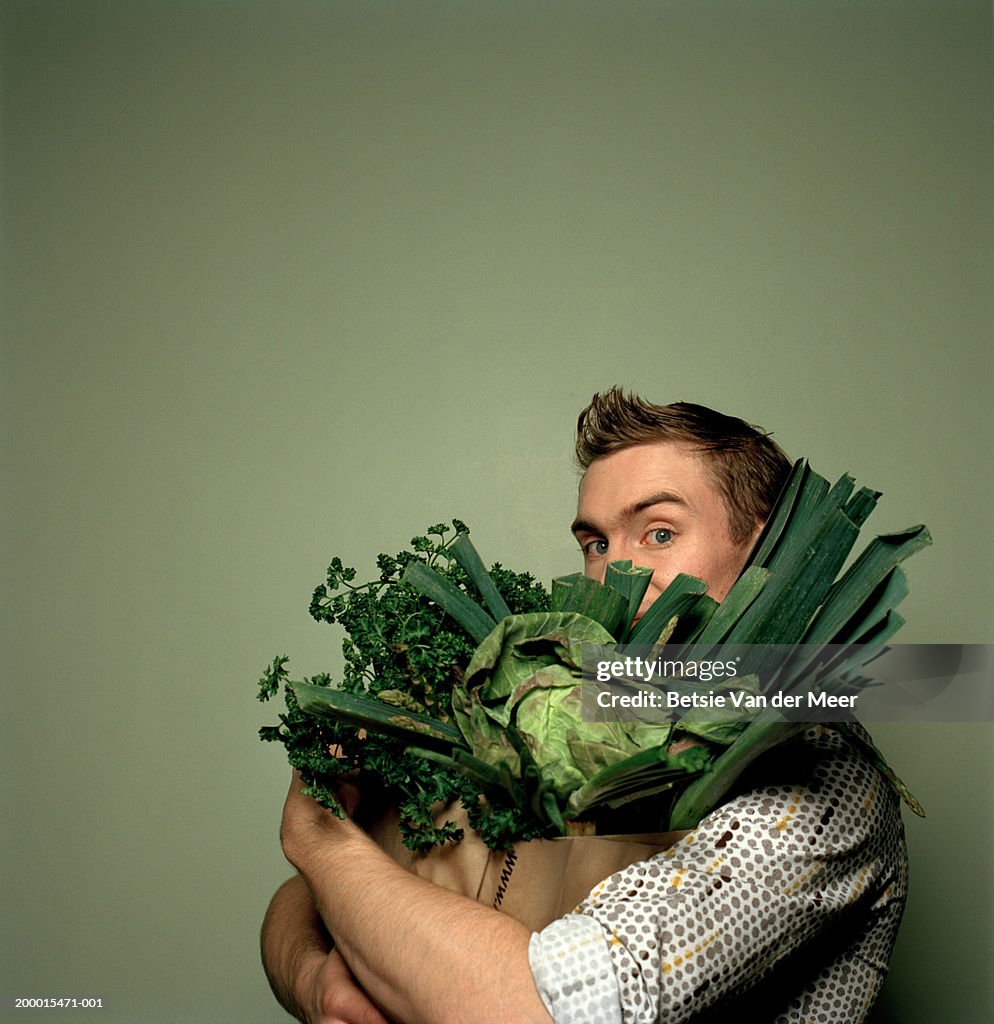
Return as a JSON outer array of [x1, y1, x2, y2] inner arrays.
[[280, 773, 553, 1024], [261, 873, 391, 1024]]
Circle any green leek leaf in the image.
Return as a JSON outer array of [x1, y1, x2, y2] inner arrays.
[[290, 681, 466, 750], [604, 560, 654, 631], [401, 560, 497, 644], [626, 574, 710, 644], [549, 572, 629, 636], [449, 532, 513, 622], [668, 716, 806, 830]]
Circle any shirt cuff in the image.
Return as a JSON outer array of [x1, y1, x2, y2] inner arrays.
[[528, 914, 623, 1024]]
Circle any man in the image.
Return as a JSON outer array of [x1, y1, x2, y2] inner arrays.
[[262, 388, 908, 1023]]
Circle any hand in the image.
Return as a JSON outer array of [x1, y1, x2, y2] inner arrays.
[[280, 770, 361, 870], [274, 772, 550, 1024], [299, 948, 392, 1024], [261, 874, 388, 1024]]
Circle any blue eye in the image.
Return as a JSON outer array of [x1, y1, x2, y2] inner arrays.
[[648, 529, 673, 545], [584, 539, 609, 557]]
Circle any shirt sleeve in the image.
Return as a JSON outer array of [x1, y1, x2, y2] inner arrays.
[[527, 727, 908, 1024], [529, 915, 623, 1024]]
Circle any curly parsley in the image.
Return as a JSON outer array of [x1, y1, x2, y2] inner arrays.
[[258, 522, 550, 851]]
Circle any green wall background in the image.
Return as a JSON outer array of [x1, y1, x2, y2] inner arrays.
[[2, 2, 991, 1021]]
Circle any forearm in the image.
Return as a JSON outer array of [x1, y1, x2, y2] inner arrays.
[[290, 818, 552, 1024], [261, 874, 331, 1022]]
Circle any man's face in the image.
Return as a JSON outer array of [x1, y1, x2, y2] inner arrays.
[[572, 441, 760, 620]]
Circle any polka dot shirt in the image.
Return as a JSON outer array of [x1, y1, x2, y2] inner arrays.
[[529, 727, 908, 1023]]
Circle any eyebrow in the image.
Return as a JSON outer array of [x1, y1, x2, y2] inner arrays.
[[571, 490, 690, 536]]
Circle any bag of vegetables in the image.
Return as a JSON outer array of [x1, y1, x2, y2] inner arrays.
[[257, 459, 928, 926]]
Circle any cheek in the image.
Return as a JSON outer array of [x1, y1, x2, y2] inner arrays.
[[705, 572, 737, 603], [703, 547, 752, 602], [645, 546, 743, 603], [647, 566, 678, 596]]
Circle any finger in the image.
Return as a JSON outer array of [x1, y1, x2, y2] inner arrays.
[[334, 777, 362, 818]]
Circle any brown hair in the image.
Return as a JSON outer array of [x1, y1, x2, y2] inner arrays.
[[575, 387, 792, 543]]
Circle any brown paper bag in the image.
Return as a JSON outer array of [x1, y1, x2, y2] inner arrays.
[[367, 801, 690, 932]]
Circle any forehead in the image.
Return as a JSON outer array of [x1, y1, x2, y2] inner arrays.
[[576, 442, 726, 523]]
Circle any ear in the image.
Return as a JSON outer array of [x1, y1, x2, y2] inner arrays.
[[737, 518, 766, 561], [747, 519, 765, 545]]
